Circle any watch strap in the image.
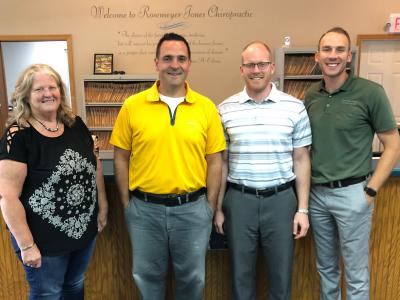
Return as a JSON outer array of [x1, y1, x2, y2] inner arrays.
[[364, 186, 377, 197]]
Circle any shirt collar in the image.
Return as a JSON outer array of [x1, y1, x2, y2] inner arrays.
[[318, 72, 356, 94], [146, 80, 196, 103], [238, 82, 280, 104]]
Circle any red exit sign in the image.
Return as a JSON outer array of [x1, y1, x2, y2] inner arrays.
[[389, 14, 400, 33]]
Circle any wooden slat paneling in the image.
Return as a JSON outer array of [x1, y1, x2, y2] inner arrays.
[[369, 177, 400, 300], [0, 211, 28, 299], [1, 177, 399, 299]]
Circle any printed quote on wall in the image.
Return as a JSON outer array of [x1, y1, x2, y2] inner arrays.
[[90, 4, 254, 64]]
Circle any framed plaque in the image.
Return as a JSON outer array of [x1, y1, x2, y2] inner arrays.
[[94, 54, 113, 74]]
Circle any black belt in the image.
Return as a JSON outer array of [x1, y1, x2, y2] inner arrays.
[[230, 181, 294, 197], [317, 175, 369, 188], [130, 188, 206, 206]]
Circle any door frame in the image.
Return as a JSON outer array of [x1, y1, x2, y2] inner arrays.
[[0, 44, 7, 135], [356, 34, 400, 76], [0, 34, 76, 134]]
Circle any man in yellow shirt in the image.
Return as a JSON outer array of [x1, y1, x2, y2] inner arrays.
[[110, 32, 225, 300]]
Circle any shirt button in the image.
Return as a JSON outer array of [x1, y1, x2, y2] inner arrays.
[[326, 104, 330, 107]]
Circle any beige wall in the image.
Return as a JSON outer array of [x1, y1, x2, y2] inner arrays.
[[0, 0, 398, 105]]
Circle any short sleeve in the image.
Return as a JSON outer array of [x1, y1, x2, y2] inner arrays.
[[205, 103, 226, 155], [368, 86, 397, 133], [109, 103, 133, 151], [74, 116, 94, 151], [0, 125, 29, 163], [292, 105, 312, 148]]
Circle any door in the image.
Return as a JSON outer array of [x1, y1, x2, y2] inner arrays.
[[357, 34, 400, 152], [0, 35, 76, 135]]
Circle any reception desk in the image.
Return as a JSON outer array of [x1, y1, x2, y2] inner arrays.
[[1, 166, 399, 299]]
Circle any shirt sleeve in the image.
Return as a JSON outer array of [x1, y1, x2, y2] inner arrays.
[[75, 116, 94, 151], [292, 105, 312, 148], [109, 103, 133, 151], [205, 103, 226, 155], [0, 125, 29, 163], [368, 85, 397, 133]]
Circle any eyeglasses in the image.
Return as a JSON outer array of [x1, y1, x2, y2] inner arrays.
[[241, 61, 272, 70]]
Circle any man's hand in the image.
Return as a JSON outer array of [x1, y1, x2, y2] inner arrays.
[[214, 209, 225, 235], [293, 212, 309, 239], [365, 193, 375, 206]]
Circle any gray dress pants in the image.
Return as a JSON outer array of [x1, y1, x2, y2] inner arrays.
[[310, 181, 372, 300], [223, 186, 297, 300], [124, 194, 213, 300]]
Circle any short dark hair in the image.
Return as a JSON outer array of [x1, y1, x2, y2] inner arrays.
[[318, 27, 351, 50], [155, 32, 191, 60]]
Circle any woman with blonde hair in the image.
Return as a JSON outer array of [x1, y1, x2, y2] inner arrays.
[[0, 64, 108, 299]]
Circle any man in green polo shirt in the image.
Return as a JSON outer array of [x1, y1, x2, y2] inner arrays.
[[305, 27, 400, 299]]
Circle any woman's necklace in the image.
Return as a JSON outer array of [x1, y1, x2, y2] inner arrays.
[[32, 116, 59, 132]]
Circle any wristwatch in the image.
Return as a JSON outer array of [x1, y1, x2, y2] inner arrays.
[[297, 208, 309, 215], [364, 186, 377, 197]]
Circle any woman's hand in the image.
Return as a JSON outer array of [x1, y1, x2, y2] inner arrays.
[[97, 205, 108, 232], [22, 244, 42, 268], [95, 153, 108, 232]]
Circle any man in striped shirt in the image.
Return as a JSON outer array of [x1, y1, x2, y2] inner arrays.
[[216, 41, 312, 300]]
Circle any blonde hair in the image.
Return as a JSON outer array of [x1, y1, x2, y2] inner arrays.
[[241, 41, 274, 63], [7, 64, 75, 128]]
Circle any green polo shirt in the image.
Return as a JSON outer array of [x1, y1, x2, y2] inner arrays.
[[304, 74, 396, 183]]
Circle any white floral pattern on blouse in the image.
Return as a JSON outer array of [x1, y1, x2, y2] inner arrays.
[[29, 149, 97, 239]]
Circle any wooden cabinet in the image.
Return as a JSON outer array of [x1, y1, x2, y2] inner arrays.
[[80, 75, 157, 158]]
